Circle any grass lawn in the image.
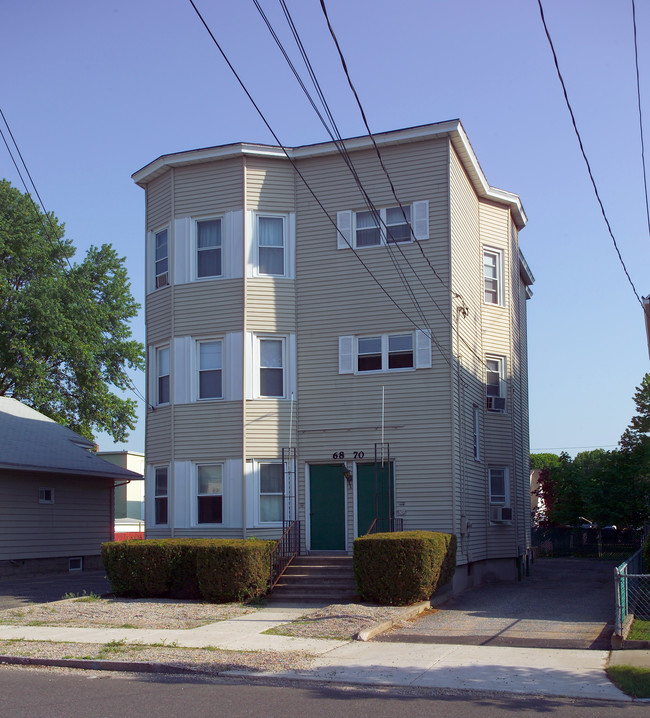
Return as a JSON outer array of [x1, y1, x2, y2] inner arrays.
[[628, 618, 650, 641], [607, 665, 650, 698]]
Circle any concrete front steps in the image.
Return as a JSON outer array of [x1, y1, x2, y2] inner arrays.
[[267, 554, 358, 604]]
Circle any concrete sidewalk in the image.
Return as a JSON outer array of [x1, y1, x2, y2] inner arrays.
[[0, 604, 637, 702]]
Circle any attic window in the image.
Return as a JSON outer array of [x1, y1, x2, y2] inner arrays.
[[39, 488, 54, 504]]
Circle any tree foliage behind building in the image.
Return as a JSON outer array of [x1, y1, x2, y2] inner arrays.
[[0, 179, 144, 441], [531, 374, 650, 528]]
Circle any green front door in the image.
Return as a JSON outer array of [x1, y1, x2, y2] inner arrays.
[[309, 464, 346, 550], [357, 462, 394, 535]]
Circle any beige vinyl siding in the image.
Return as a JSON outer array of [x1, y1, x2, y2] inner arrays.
[[146, 287, 172, 346], [173, 402, 243, 459], [245, 157, 295, 211], [245, 401, 293, 457], [293, 137, 455, 535], [146, 406, 173, 463], [172, 528, 244, 539], [449, 145, 490, 563], [173, 280, 244, 336], [246, 279, 296, 332], [247, 527, 284, 540], [173, 158, 244, 216], [146, 171, 172, 230], [0, 473, 113, 560]]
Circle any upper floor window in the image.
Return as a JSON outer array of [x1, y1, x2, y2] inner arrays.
[[483, 248, 503, 305], [489, 467, 508, 505], [257, 215, 285, 276], [197, 219, 222, 278], [156, 346, 170, 405], [486, 355, 506, 412], [259, 338, 284, 397], [155, 229, 169, 289], [154, 466, 168, 525], [198, 340, 222, 399], [339, 331, 431, 374], [197, 464, 223, 524], [337, 201, 428, 249]]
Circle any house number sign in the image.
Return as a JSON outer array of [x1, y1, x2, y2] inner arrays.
[[332, 451, 365, 460]]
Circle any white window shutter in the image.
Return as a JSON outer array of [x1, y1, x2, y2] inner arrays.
[[339, 335, 354, 374], [415, 329, 432, 369], [337, 211, 353, 249], [412, 201, 429, 240]]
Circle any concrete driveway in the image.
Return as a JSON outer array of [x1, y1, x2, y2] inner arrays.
[[376, 558, 617, 649], [0, 571, 112, 610]]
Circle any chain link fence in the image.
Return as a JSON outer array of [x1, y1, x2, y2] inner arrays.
[[615, 549, 650, 642], [532, 527, 644, 560]]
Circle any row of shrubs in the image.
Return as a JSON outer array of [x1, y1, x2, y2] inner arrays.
[[354, 531, 457, 605], [101, 530, 456, 605], [101, 538, 274, 602]]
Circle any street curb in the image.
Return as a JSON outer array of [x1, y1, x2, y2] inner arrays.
[[0, 654, 201, 675], [355, 601, 430, 641]]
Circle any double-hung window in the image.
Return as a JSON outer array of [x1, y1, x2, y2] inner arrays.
[[154, 467, 168, 525], [197, 464, 222, 524], [489, 467, 508, 505], [257, 216, 285, 276], [340, 330, 430, 374], [337, 201, 428, 249], [357, 334, 414, 372], [155, 229, 169, 289], [259, 462, 284, 523], [259, 338, 284, 397], [485, 355, 506, 412], [483, 248, 503, 305], [156, 346, 170, 405], [197, 219, 222, 278], [198, 340, 222, 399]]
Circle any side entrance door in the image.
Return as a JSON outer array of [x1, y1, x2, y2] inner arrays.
[[357, 462, 394, 535], [309, 464, 346, 551]]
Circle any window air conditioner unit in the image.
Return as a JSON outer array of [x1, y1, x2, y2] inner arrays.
[[486, 396, 506, 412], [490, 506, 513, 523], [156, 272, 169, 289]]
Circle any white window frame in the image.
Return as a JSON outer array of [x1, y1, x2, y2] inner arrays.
[[488, 467, 509, 506], [255, 460, 285, 526], [256, 336, 286, 398], [485, 355, 507, 413], [339, 330, 431, 374], [154, 466, 169, 526], [195, 463, 224, 525], [38, 487, 54, 504], [256, 214, 287, 277], [473, 405, 480, 461], [337, 201, 429, 249], [154, 345, 170, 406], [197, 339, 223, 400], [483, 247, 504, 306], [194, 216, 223, 280], [154, 227, 170, 289]]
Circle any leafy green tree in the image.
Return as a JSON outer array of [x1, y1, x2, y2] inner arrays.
[[0, 179, 144, 441]]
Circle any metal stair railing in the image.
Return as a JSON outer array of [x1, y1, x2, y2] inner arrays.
[[269, 519, 301, 590]]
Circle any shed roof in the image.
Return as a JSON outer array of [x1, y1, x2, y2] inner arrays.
[[0, 398, 142, 481]]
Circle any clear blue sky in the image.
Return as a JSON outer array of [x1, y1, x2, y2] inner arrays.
[[2, 0, 649, 456]]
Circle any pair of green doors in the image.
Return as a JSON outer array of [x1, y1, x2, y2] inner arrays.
[[309, 463, 394, 551]]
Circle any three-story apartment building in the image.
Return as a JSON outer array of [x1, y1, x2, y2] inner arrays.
[[133, 120, 534, 592]]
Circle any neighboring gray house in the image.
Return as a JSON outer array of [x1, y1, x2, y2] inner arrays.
[[0, 397, 142, 576], [134, 120, 534, 593]]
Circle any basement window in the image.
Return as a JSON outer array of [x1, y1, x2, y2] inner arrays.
[[69, 557, 83, 572], [39, 488, 54, 504]]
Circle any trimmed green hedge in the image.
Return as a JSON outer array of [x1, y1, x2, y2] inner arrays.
[[101, 538, 274, 602], [353, 530, 457, 605]]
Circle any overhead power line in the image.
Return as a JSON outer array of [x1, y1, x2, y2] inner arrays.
[[186, 0, 450, 365], [537, 0, 643, 307], [632, 0, 650, 241]]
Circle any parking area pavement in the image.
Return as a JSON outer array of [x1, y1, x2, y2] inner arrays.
[[377, 558, 617, 649], [0, 570, 112, 609]]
